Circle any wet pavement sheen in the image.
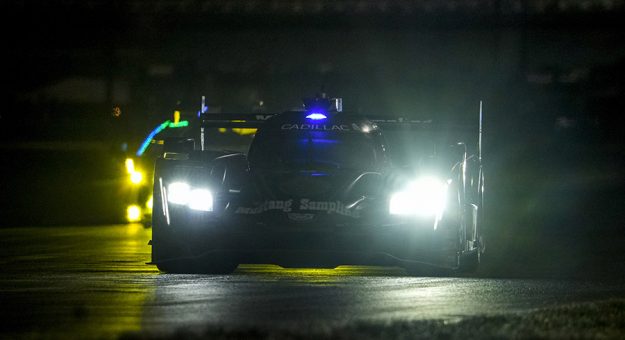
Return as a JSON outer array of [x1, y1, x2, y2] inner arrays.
[[1, 225, 624, 338]]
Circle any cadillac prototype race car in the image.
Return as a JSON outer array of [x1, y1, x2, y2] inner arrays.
[[149, 96, 485, 275]]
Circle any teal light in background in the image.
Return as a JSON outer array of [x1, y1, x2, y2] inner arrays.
[[168, 120, 189, 128], [136, 120, 171, 156]]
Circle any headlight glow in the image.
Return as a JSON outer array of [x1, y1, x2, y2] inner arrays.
[[167, 182, 213, 212], [125, 158, 135, 173], [167, 182, 190, 205], [389, 176, 448, 217], [126, 204, 142, 222], [146, 195, 153, 211], [129, 170, 144, 185], [188, 189, 213, 211]]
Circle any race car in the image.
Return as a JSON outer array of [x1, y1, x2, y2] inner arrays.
[[121, 109, 197, 225], [149, 95, 485, 275], [122, 99, 260, 225]]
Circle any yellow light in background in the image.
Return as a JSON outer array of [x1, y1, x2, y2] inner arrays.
[[173, 110, 180, 124], [146, 195, 153, 211], [218, 127, 257, 135], [125, 158, 135, 174], [235, 264, 405, 284], [129, 170, 144, 185], [232, 128, 257, 135], [126, 205, 142, 222], [217, 120, 257, 136], [125, 222, 142, 236], [231, 120, 256, 136]]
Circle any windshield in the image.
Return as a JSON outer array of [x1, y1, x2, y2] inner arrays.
[[249, 130, 380, 170]]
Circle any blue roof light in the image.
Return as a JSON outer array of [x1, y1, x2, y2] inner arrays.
[[306, 112, 327, 120]]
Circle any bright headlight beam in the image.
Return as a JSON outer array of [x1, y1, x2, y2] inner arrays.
[[389, 176, 448, 217], [188, 189, 213, 211], [167, 182, 191, 205], [146, 195, 153, 210], [167, 182, 213, 212], [126, 205, 142, 222], [389, 192, 413, 215], [129, 170, 144, 185], [125, 158, 135, 174]]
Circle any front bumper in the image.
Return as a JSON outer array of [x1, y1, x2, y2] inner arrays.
[[152, 216, 457, 269]]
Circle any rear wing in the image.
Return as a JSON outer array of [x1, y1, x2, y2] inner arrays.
[[200, 113, 278, 128], [199, 101, 484, 160], [200, 114, 468, 130], [200, 114, 476, 130]]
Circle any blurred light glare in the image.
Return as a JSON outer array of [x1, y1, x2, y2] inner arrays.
[[232, 128, 257, 135], [129, 170, 144, 185], [389, 191, 413, 215], [167, 183, 213, 211], [306, 113, 327, 120], [389, 176, 448, 217], [126, 205, 142, 222], [125, 158, 135, 174], [167, 182, 191, 205], [188, 189, 213, 211], [146, 195, 153, 211]]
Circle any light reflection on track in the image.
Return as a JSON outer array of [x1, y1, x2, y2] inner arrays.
[[1, 225, 624, 338]]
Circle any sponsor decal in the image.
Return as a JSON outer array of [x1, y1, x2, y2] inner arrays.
[[299, 199, 360, 218], [235, 200, 293, 214], [281, 124, 351, 131], [235, 199, 360, 218]]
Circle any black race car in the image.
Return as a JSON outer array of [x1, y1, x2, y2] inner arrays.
[[149, 96, 485, 275]]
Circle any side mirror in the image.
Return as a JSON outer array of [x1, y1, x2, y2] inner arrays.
[[163, 137, 195, 155]]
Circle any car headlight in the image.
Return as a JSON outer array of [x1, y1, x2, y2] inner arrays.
[[188, 189, 213, 211], [167, 182, 213, 212], [129, 169, 144, 185], [167, 182, 191, 205], [126, 204, 142, 222], [125, 158, 145, 185], [389, 176, 448, 217]]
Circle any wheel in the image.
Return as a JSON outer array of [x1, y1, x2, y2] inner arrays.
[[457, 248, 480, 274], [151, 168, 237, 274], [151, 200, 237, 274], [456, 227, 485, 274]]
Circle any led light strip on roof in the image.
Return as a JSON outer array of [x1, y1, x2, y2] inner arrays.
[[136, 120, 170, 156], [168, 120, 189, 128], [136, 120, 190, 156]]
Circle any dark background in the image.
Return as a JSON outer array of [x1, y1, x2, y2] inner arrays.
[[1, 0, 624, 278]]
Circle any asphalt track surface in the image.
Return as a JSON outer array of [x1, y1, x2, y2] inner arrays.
[[1, 225, 625, 339]]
